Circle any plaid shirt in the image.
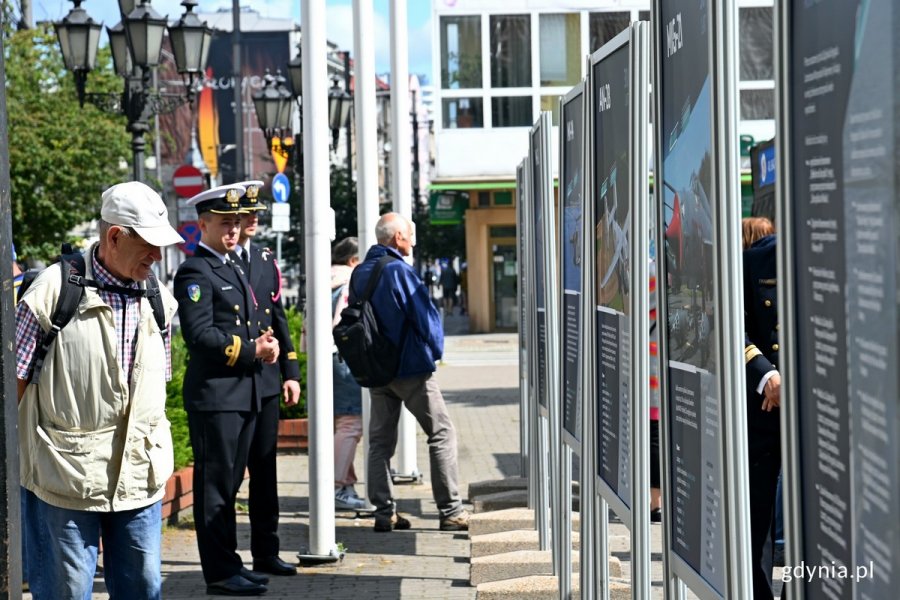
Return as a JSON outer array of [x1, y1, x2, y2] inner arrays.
[[16, 248, 171, 382]]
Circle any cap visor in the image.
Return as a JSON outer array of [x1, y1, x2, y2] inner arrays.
[[133, 224, 185, 247]]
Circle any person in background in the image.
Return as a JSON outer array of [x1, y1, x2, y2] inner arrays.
[[234, 180, 302, 577], [458, 263, 468, 316], [329, 237, 368, 511], [15, 182, 183, 599], [353, 213, 469, 533], [175, 184, 280, 597], [439, 261, 459, 314], [741, 216, 781, 600]]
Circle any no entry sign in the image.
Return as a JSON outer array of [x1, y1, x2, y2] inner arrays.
[[173, 165, 205, 198]]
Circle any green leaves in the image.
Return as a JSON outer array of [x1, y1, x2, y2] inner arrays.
[[6, 25, 131, 263]]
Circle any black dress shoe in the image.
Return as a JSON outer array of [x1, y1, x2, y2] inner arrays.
[[252, 555, 298, 576], [239, 567, 269, 585], [206, 574, 267, 596]]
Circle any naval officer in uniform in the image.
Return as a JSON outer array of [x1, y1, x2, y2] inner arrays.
[[174, 184, 280, 597], [234, 180, 301, 576], [743, 226, 781, 600]]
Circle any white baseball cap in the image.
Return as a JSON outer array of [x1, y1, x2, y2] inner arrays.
[[101, 181, 184, 247]]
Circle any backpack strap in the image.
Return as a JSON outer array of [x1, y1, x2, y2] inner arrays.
[[30, 255, 87, 383], [144, 272, 167, 332], [355, 255, 396, 303]]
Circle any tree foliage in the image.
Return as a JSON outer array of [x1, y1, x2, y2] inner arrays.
[[5, 24, 131, 263]]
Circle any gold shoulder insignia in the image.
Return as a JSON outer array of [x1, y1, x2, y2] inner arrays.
[[287, 351, 298, 360]]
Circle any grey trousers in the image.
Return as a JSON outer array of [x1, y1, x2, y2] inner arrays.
[[367, 372, 463, 520]]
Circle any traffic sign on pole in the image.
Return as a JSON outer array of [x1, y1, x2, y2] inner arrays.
[[272, 172, 290, 203], [173, 165, 205, 198], [177, 221, 201, 255]]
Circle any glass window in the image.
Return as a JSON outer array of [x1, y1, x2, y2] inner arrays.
[[492, 96, 533, 127], [490, 15, 531, 88], [739, 7, 773, 81], [589, 12, 630, 53], [441, 16, 482, 89], [740, 89, 774, 120], [639, 10, 650, 21], [494, 191, 513, 206], [540, 95, 561, 126], [490, 226, 517, 237], [477, 191, 490, 207], [540, 13, 580, 86], [443, 97, 484, 128]]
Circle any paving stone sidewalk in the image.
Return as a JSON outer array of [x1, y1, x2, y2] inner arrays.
[[37, 333, 521, 600]]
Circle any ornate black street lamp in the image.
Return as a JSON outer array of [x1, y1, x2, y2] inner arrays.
[[55, 0, 211, 183], [327, 78, 352, 151]]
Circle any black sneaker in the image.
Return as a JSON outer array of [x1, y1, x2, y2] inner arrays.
[[650, 508, 662, 523], [374, 513, 411, 532]]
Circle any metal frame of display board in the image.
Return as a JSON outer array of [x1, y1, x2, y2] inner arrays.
[[651, 0, 752, 598], [528, 117, 553, 553], [583, 22, 652, 600], [516, 159, 531, 488], [558, 81, 586, 600], [776, 2, 900, 598], [534, 110, 563, 576]]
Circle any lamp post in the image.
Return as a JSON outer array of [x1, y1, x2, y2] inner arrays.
[[252, 70, 298, 298], [54, 0, 211, 183]]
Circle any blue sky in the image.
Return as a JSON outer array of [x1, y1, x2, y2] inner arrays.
[[36, 1, 434, 83]]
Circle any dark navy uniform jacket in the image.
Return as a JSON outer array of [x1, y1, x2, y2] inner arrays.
[[175, 244, 262, 412], [743, 234, 780, 445], [243, 242, 300, 397]]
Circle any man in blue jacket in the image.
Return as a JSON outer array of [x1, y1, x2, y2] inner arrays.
[[351, 212, 469, 532]]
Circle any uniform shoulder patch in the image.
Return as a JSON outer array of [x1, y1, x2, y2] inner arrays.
[[187, 284, 201, 302]]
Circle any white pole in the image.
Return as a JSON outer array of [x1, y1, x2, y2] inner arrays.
[[302, 0, 338, 560], [353, 0, 382, 503], [389, 0, 420, 482]]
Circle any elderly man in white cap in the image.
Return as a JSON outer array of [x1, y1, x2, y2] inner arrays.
[[15, 181, 183, 600]]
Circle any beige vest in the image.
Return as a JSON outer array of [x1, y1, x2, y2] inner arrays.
[[19, 250, 178, 512]]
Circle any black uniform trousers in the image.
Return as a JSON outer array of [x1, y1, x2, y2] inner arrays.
[[748, 437, 781, 600], [188, 409, 258, 584], [247, 393, 281, 558]]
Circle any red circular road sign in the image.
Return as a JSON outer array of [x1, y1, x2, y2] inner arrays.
[[172, 164, 205, 198]]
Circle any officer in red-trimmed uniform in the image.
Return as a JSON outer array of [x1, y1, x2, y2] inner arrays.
[[233, 180, 301, 576], [174, 184, 280, 597]]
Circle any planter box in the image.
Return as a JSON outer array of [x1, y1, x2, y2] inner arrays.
[[277, 417, 309, 451], [162, 465, 194, 522]]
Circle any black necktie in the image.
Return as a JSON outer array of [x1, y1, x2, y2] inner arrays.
[[239, 247, 251, 273]]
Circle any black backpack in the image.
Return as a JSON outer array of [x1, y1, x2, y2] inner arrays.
[[333, 255, 401, 388], [18, 243, 166, 383]]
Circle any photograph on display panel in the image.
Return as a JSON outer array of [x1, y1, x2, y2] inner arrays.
[[784, 0, 900, 597], [656, 0, 725, 594], [561, 83, 585, 446], [591, 33, 633, 511]]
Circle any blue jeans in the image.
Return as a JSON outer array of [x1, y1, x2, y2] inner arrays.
[[27, 495, 162, 600]]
